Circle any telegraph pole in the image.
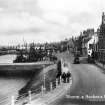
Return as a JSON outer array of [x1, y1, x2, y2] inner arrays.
[[43, 65, 46, 91]]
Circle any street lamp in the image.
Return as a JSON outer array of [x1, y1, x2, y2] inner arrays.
[[43, 65, 46, 91]]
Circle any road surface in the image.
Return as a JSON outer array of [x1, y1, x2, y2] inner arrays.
[[51, 52, 105, 105]]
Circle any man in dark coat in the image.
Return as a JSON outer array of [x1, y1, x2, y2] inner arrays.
[[57, 60, 61, 75], [62, 72, 66, 83], [56, 60, 62, 83], [66, 72, 71, 83]]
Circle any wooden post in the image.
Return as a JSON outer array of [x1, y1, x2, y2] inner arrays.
[[28, 90, 31, 104], [43, 74, 46, 92], [41, 85, 44, 95], [11, 96, 15, 105], [50, 82, 53, 91], [43, 65, 46, 92], [60, 76, 62, 84], [56, 79, 58, 87]]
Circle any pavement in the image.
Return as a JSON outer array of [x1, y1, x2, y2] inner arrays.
[[29, 81, 72, 105]]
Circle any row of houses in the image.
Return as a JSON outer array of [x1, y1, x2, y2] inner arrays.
[[70, 12, 105, 63], [82, 28, 98, 56]]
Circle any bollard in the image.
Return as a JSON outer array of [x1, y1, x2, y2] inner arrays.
[[43, 87, 46, 93], [28, 90, 31, 104], [56, 79, 58, 87], [60, 76, 62, 84], [11, 96, 15, 105], [50, 82, 53, 91], [66, 78, 68, 83], [41, 85, 44, 95]]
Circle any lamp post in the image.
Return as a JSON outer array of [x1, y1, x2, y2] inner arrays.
[[43, 65, 46, 92]]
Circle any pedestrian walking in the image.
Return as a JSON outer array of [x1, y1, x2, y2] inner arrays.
[[56, 59, 62, 83], [57, 60, 62, 75], [66, 72, 71, 83], [56, 72, 61, 84], [62, 72, 66, 83]]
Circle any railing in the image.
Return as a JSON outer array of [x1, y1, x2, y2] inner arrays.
[[0, 74, 72, 105], [11, 76, 71, 105], [0, 62, 72, 105]]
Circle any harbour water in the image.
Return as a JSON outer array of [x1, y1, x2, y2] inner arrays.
[[0, 54, 30, 105]]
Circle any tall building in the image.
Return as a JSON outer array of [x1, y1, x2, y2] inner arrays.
[[98, 13, 105, 49], [98, 12, 105, 62]]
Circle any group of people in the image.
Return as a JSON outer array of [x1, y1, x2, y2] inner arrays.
[[62, 71, 71, 83], [56, 59, 71, 83]]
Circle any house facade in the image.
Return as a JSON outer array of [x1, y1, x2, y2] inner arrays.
[[82, 29, 94, 56]]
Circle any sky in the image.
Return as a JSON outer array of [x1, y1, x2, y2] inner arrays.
[[0, 0, 104, 45]]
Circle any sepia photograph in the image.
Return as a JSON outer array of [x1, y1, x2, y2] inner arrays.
[[0, 0, 105, 105]]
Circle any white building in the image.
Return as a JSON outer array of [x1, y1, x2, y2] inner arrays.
[[87, 32, 98, 56]]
